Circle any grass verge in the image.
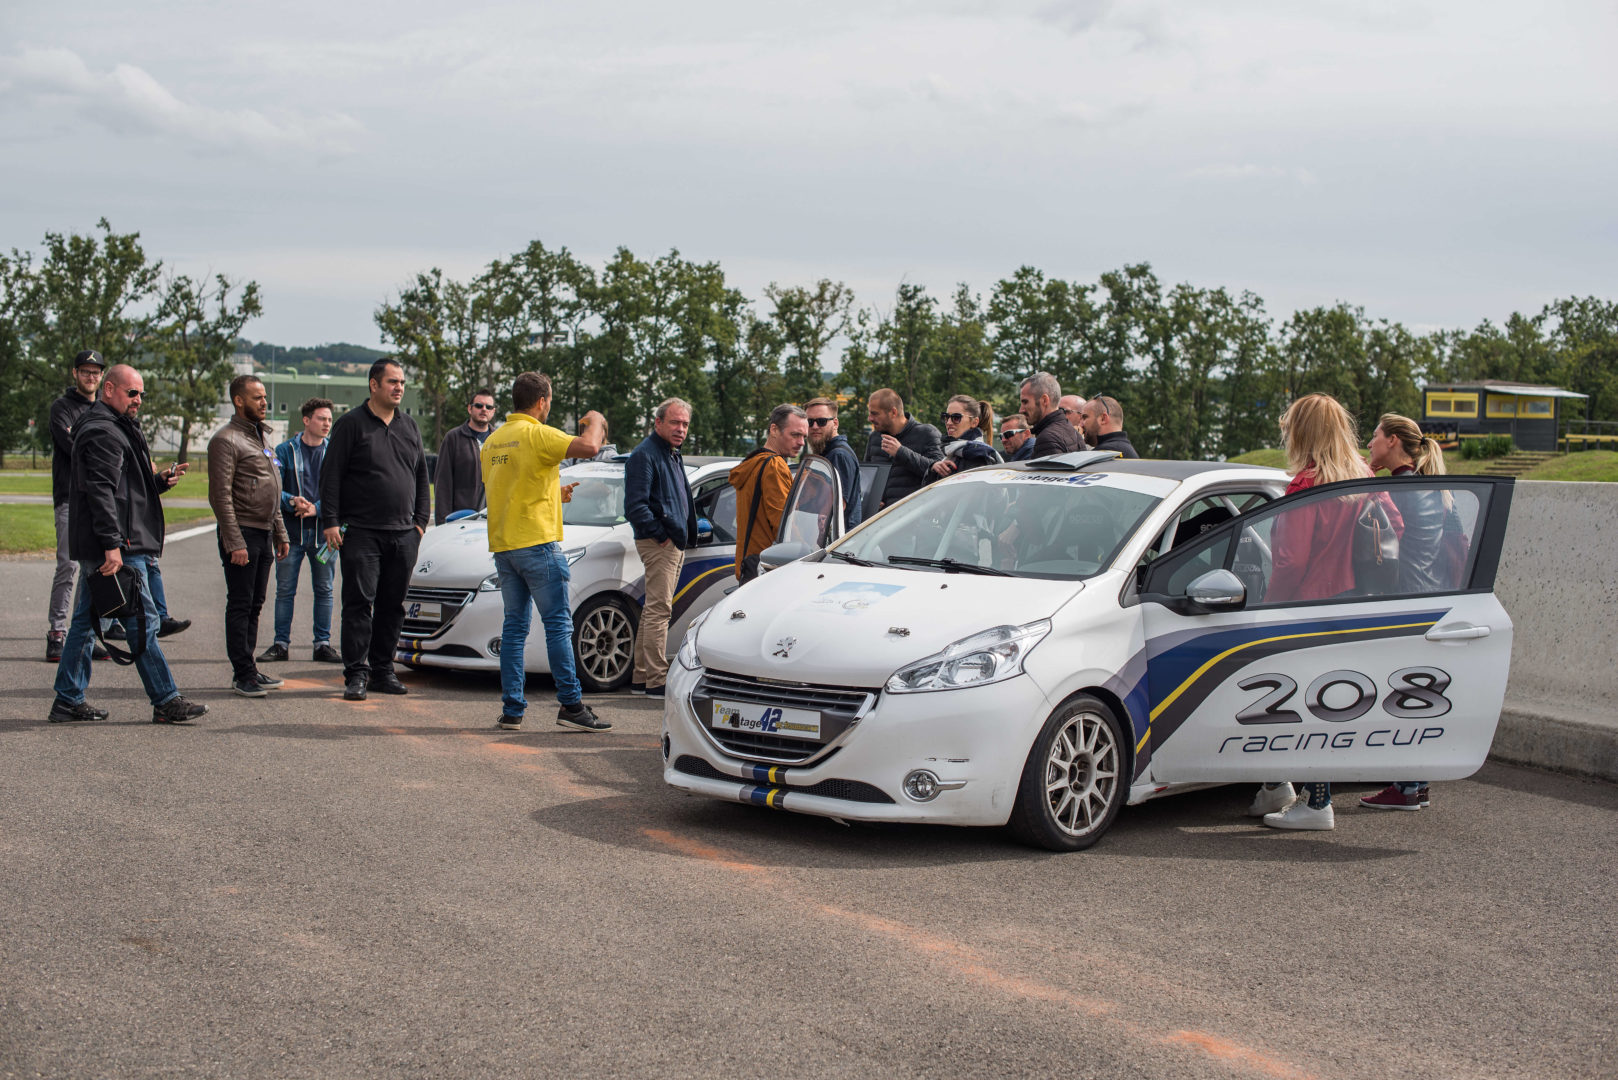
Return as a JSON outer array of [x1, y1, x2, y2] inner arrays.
[[0, 506, 214, 555], [0, 471, 211, 500]]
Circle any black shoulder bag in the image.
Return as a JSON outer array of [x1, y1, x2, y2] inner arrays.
[[88, 565, 148, 665]]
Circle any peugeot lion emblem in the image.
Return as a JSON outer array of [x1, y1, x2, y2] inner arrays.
[[772, 636, 797, 659], [416, 561, 433, 574]]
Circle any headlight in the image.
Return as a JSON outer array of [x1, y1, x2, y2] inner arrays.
[[564, 547, 587, 565], [885, 620, 1051, 694], [479, 572, 500, 592], [676, 608, 713, 671]]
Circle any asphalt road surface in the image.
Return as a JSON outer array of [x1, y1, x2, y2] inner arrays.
[[2, 530, 1614, 1079]]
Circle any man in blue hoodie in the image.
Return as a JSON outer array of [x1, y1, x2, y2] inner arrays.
[[258, 398, 340, 663], [624, 397, 699, 698], [805, 397, 862, 530]]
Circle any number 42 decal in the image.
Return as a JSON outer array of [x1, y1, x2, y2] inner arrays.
[[1235, 667, 1452, 725]]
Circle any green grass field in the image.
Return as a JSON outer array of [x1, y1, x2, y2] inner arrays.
[[0, 506, 214, 555], [0, 470, 210, 500]]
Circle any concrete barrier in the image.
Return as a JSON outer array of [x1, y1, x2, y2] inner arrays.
[[1490, 481, 1618, 781]]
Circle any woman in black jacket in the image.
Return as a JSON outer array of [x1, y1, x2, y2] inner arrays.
[[930, 397, 1003, 479]]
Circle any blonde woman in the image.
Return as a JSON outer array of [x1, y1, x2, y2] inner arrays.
[[1254, 393, 1401, 830]]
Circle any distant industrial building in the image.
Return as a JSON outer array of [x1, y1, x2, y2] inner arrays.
[[1419, 380, 1588, 452]]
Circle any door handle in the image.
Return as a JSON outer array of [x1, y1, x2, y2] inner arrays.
[[1426, 623, 1491, 641]]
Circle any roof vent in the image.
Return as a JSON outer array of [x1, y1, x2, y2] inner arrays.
[[1024, 450, 1123, 472]]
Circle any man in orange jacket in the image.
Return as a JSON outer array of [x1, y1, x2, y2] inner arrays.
[[729, 403, 807, 583]]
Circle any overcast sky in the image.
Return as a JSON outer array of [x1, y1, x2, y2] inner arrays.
[[3, 1, 1614, 350]]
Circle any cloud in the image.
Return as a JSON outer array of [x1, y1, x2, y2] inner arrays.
[[1187, 163, 1318, 185], [0, 47, 363, 157]]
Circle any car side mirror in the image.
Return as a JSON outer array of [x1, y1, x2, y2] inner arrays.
[[444, 508, 478, 523], [1183, 569, 1246, 611], [696, 517, 713, 543], [759, 540, 812, 573]]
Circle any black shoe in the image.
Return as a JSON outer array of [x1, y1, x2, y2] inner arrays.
[[557, 702, 611, 732], [48, 699, 109, 724], [232, 678, 268, 698], [497, 715, 523, 730], [645, 684, 665, 699], [253, 671, 285, 690], [92, 641, 111, 661], [46, 633, 64, 662], [312, 643, 342, 663], [256, 642, 289, 663], [371, 672, 409, 695], [630, 682, 646, 695], [343, 675, 368, 701], [103, 622, 126, 640], [157, 618, 191, 638], [152, 697, 207, 724]]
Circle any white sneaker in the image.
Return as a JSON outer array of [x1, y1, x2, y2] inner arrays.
[[1247, 783, 1296, 817], [1263, 800, 1335, 831]]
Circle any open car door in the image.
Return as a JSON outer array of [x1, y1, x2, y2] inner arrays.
[[774, 454, 845, 550], [1132, 475, 1515, 785]]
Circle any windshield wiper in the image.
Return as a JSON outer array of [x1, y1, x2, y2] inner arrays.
[[887, 555, 1011, 577], [828, 549, 877, 567]]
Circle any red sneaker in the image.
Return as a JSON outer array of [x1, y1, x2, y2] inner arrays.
[[1360, 785, 1424, 811]]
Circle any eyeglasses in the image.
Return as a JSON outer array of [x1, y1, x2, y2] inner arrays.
[[999, 430, 1023, 440], [471, 403, 496, 410], [807, 416, 834, 427], [941, 412, 967, 423], [120, 388, 144, 399], [1060, 406, 1080, 416]]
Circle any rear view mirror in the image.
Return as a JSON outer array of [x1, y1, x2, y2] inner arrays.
[[1184, 569, 1246, 611], [696, 517, 713, 543]]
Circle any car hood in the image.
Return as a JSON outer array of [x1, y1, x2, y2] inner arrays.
[[694, 560, 1081, 687], [412, 521, 617, 585]]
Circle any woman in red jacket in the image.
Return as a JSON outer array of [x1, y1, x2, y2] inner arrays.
[[1253, 393, 1399, 830]]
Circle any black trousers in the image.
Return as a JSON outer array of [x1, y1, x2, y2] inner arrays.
[[338, 526, 420, 682], [220, 526, 274, 682]]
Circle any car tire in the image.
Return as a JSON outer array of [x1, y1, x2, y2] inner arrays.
[[1007, 694, 1126, 852], [572, 594, 639, 693]]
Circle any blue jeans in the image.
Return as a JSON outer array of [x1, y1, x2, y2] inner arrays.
[[273, 534, 334, 645], [494, 543, 580, 716], [148, 557, 171, 622], [53, 555, 179, 708]]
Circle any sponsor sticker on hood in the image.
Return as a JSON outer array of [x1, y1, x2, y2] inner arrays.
[[808, 581, 905, 616]]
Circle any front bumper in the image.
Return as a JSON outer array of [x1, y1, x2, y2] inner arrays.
[[661, 662, 1052, 827]]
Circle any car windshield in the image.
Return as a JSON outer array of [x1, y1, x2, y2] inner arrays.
[[829, 469, 1168, 579], [560, 465, 629, 527]]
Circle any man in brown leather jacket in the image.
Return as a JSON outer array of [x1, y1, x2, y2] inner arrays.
[[208, 375, 290, 698]]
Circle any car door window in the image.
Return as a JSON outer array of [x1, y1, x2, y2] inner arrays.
[[1144, 477, 1505, 607], [777, 455, 842, 548], [693, 479, 737, 544]]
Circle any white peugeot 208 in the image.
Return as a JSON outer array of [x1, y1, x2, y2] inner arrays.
[[663, 451, 1516, 850]]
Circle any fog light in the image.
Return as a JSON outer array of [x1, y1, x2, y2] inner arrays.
[[903, 769, 941, 802], [488, 638, 501, 657]]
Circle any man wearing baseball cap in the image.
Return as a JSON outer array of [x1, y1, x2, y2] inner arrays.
[[46, 351, 110, 662]]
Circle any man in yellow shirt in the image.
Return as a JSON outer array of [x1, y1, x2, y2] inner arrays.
[[481, 372, 608, 731]]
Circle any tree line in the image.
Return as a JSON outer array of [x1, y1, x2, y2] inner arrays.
[[0, 220, 261, 463], [377, 242, 1618, 456], [4, 220, 1614, 465]]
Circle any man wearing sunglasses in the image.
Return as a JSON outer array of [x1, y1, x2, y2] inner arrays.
[[804, 397, 862, 530], [999, 416, 1034, 461], [433, 388, 498, 524], [49, 364, 207, 725]]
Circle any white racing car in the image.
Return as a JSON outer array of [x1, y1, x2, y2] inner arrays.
[[663, 451, 1517, 850], [397, 455, 893, 692]]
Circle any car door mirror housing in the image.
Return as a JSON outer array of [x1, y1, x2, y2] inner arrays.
[[759, 540, 812, 573], [1183, 569, 1246, 611], [696, 517, 713, 543]]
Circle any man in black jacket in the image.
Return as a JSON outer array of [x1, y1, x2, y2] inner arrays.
[[806, 397, 862, 529], [320, 358, 431, 701], [863, 388, 942, 509], [49, 364, 208, 725], [1077, 395, 1139, 458], [433, 387, 496, 523], [1020, 371, 1083, 459], [624, 397, 698, 697], [46, 350, 106, 662]]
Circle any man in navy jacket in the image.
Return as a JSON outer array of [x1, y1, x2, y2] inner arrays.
[[259, 397, 340, 663], [624, 398, 698, 697]]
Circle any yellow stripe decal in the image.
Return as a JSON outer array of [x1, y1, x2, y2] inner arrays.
[[769, 766, 783, 784], [673, 564, 731, 605], [1147, 620, 1438, 724], [766, 788, 783, 809]]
